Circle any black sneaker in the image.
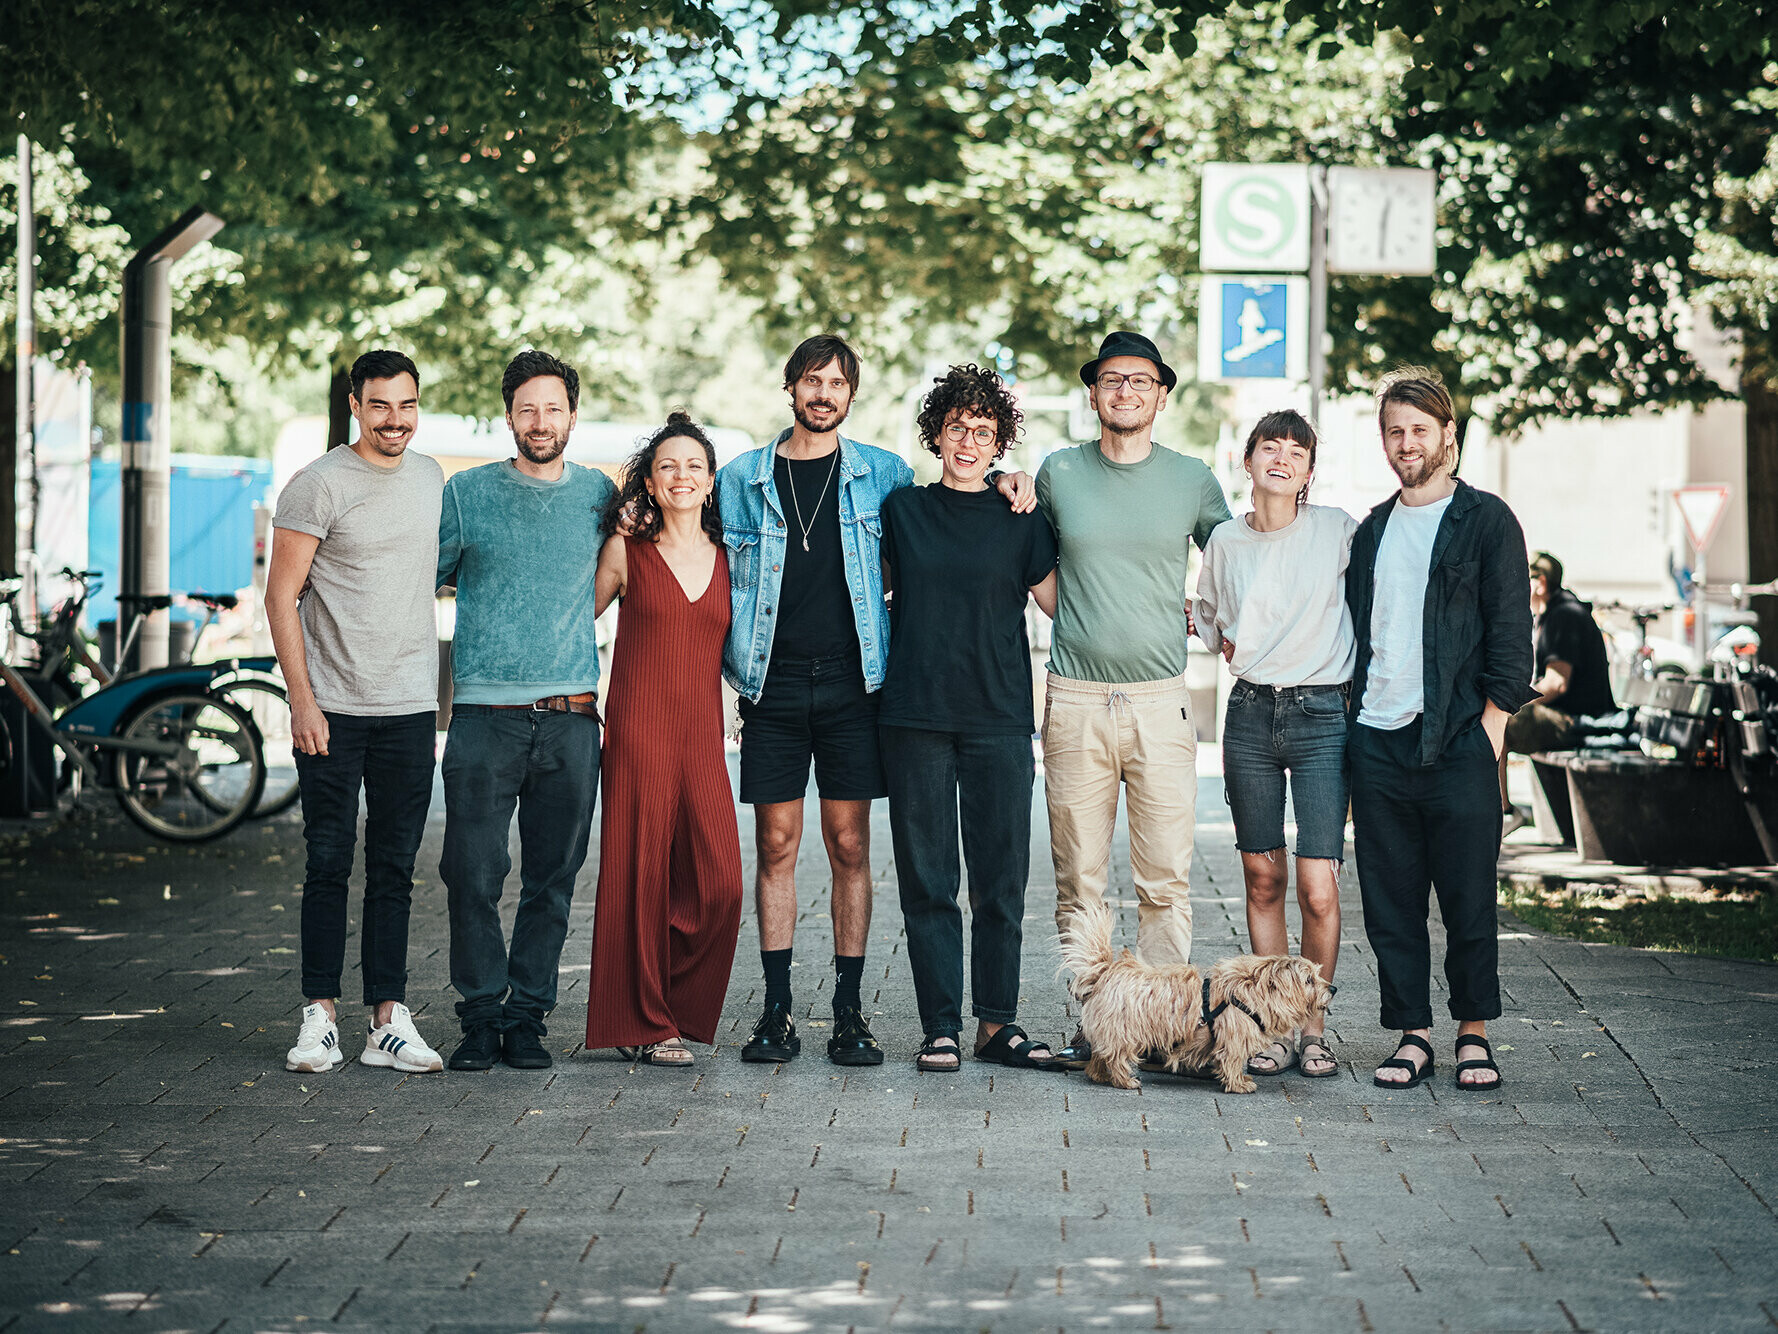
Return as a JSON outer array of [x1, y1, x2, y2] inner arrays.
[[741, 1003, 800, 1063], [826, 1005, 884, 1066], [502, 1027, 552, 1070], [448, 1025, 502, 1071]]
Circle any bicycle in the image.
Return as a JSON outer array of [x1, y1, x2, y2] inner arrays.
[[1, 575, 267, 841], [15, 569, 299, 819]]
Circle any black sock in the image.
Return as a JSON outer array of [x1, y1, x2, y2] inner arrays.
[[833, 954, 865, 1013], [762, 949, 793, 1010]]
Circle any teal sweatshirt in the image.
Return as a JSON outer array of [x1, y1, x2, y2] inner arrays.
[[436, 460, 618, 705]]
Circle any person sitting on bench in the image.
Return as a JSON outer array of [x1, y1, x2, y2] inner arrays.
[[1501, 551, 1615, 829]]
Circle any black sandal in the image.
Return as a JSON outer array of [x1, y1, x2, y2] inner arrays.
[[1372, 1033, 1435, 1089], [1454, 1034, 1503, 1091], [973, 1023, 1063, 1070], [915, 1034, 961, 1072]]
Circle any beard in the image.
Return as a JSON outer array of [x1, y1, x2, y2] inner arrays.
[[514, 426, 568, 466], [793, 398, 850, 435], [362, 425, 411, 458], [1101, 405, 1157, 438], [1390, 438, 1452, 488]]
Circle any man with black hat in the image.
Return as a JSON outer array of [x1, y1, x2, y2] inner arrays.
[[1037, 331, 1232, 1068]]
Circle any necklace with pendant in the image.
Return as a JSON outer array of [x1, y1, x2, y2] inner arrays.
[[785, 449, 840, 552]]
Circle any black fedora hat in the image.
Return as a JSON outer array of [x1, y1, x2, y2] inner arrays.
[[1079, 330, 1177, 392]]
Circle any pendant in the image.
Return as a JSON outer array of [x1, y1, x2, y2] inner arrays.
[[802, 536, 810, 552]]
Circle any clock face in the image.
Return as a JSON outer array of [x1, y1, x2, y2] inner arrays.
[[1326, 167, 1437, 276]]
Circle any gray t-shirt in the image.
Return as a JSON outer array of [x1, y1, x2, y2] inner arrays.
[[272, 444, 444, 716]]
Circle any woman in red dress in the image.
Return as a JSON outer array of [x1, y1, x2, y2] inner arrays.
[[586, 413, 744, 1066]]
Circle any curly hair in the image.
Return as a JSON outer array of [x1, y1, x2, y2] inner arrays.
[[915, 363, 1021, 462], [600, 411, 723, 545]]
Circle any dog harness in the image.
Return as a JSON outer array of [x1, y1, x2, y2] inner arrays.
[[1200, 976, 1263, 1034]]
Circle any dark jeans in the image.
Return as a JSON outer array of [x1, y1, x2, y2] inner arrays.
[[293, 711, 436, 1006], [880, 725, 1034, 1037], [1351, 717, 1503, 1030], [441, 706, 601, 1035], [1221, 681, 1351, 861]]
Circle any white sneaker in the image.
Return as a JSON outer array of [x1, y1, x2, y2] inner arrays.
[[286, 1002, 343, 1073], [360, 1002, 443, 1073]]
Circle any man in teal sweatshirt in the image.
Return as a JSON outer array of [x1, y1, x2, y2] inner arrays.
[[436, 350, 617, 1072]]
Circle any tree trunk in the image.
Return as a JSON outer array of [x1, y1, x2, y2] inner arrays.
[[0, 361, 15, 574], [325, 361, 352, 452], [1744, 364, 1778, 668]]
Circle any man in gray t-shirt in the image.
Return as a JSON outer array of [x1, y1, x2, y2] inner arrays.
[[268, 349, 446, 1080]]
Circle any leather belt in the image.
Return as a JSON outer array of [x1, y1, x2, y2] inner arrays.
[[481, 691, 600, 719]]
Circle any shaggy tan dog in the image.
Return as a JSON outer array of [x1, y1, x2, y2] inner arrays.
[[1060, 901, 1332, 1094]]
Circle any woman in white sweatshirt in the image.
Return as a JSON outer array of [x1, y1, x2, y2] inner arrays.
[[1194, 410, 1356, 1078]]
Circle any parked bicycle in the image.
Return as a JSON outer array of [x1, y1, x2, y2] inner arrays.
[[8, 569, 298, 819], [1, 575, 266, 841]]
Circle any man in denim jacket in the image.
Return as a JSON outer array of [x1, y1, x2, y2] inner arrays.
[[718, 335, 1031, 1066], [1345, 367, 1537, 1095]]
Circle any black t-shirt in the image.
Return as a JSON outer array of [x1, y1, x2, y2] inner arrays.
[[878, 483, 1059, 735], [1537, 589, 1614, 716], [771, 451, 856, 662]]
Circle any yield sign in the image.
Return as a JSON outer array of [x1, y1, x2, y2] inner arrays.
[[1673, 485, 1731, 553]]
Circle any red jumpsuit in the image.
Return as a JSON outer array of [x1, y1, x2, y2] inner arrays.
[[586, 537, 743, 1048]]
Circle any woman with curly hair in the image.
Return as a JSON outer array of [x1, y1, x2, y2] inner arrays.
[[879, 364, 1063, 1073], [584, 412, 744, 1067]]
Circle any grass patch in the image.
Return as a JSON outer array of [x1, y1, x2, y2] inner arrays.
[[1500, 885, 1778, 963]]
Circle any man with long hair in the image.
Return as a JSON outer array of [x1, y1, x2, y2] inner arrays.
[[717, 335, 1033, 1067], [1346, 368, 1535, 1093]]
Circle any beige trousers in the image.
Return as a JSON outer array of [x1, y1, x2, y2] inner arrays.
[[1042, 671, 1196, 966]]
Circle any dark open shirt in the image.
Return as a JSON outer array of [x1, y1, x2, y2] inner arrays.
[[1345, 480, 1540, 766]]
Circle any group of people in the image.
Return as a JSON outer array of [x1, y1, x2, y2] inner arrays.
[[271, 326, 1538, 1094]]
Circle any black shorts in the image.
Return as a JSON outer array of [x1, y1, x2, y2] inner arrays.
[[738, 652, 887, 804]]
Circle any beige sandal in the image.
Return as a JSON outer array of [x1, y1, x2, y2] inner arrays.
[[639, 1038, 694, 1067], [1245, 1038, 1296, 1076]]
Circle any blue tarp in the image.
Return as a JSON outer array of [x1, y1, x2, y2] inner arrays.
[[86, 455, 271, 625]]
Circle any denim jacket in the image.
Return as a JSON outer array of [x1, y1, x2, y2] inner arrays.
[[718, 430, 915, 702], [1345, 479, 1539, 765]]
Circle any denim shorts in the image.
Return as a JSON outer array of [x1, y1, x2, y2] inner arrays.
[[1221, 681, 1351, 861]]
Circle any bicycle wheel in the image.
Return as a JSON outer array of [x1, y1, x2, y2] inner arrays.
[[214, 678, 299, 817], [112, 691, 265, 842]]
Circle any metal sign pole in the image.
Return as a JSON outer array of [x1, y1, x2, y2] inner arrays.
[[118, 206, 223, 670], [14, 136, 34, 605], [1308, 165, 1328, 424]]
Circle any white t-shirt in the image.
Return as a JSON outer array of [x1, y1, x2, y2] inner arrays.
[[1357, 493, 1453, 729], [1192, 504, 1357, 686]]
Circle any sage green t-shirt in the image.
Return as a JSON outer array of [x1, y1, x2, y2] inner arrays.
[[1036, 441, 1232, 684]]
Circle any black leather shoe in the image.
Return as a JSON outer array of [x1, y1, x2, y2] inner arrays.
[[448, 1025, 502, 1071], [826, 1005, 884, 1066], [1054, 1027, 1092, 1070], [502, 1028, 552, 1070], [741, 1004, 800, 1063]]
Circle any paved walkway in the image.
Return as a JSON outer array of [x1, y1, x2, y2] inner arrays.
[[3, 748, 1776, 1331]]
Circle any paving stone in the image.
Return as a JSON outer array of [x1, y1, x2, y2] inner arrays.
[[3, 760, 1776, 1330]]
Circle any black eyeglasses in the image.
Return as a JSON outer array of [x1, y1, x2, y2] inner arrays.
[[1094, 372, 1160, 393]]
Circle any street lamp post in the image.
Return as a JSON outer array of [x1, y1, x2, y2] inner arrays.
[[118, 206, 223, 670]]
